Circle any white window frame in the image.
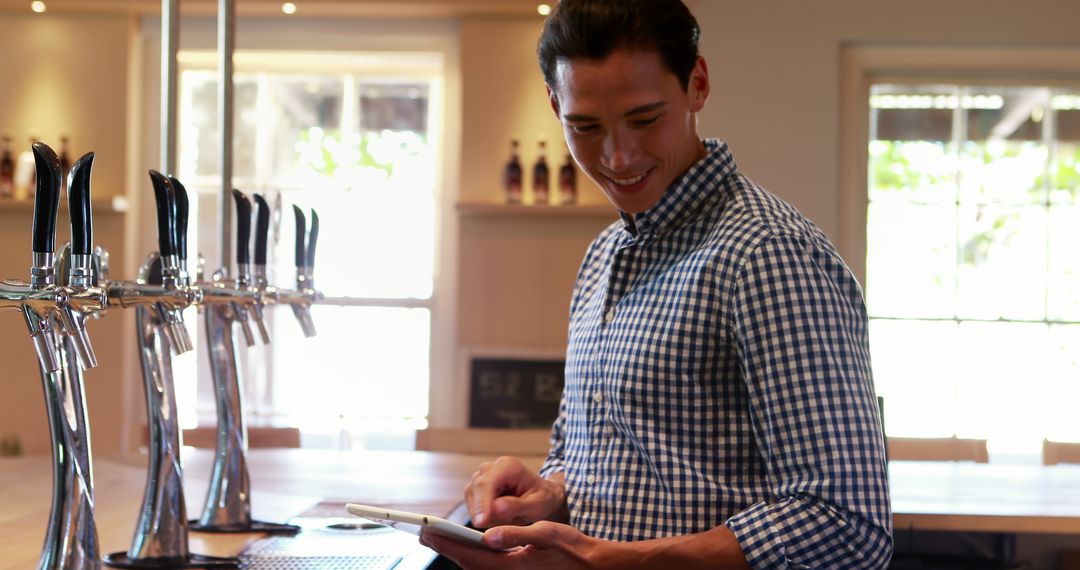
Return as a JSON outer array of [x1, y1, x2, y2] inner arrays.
[[839, 46, 1080, 454]]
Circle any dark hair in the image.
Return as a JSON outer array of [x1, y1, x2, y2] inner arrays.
[[537, 0, 701, 91]]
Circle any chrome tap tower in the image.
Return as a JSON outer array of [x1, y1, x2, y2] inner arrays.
[[103, 172, 235, 569], [190, 189, 319, 534], [0, 143, 109, 570]]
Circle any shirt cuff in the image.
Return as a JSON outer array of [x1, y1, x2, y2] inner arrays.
[[539, 457, 564, 478], [726, 500, 795, 570]]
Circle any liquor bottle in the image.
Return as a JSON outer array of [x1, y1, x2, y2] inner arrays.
[[503, 139, 523, 204], [59, 136, 71, 191], [533, 140, 550, 205], [559, 152, 577, 205], [0, 136, 13, 198]]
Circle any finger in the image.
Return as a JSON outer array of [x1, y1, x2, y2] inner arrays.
[[488, 495, 537, 525]]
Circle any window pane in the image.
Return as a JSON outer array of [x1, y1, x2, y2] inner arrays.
[[179, 70, 220, 178], [956, 204, 1047, 320], [272, 306, 431, 434], [1050, 140, 1080, 205], [1048, 205, 1080, 321], [291, 188, 435, 299], [955, 322, 1049, 450], [1045, 325, 1080, 442], [869, 84, 959, 205], [868, 140, 958, 204], [959, 86, 1050, 206], [870, 319, 959, 437], [866, 203, 956, 318]]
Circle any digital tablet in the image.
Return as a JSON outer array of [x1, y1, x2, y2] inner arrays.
[[345, 503, 490, 548]]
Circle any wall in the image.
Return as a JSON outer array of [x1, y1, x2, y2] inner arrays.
[[0, 13, 131, 456]]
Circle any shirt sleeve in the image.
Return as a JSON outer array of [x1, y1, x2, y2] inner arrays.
[[724, 233, 893, 570]]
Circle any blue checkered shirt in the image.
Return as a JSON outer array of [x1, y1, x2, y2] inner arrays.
[[540, 140, 892, 569]]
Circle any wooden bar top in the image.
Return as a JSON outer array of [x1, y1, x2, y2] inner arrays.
[[3, 449, 1080, 568]]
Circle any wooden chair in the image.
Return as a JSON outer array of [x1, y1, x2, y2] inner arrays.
[[180, 426, 302, 449], [414, 428, 551, 456], [1042, 439, 1080, 465], [886, 436, 989, 463]]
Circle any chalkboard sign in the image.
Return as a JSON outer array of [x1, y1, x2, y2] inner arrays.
[[468, 357, 565, 428]]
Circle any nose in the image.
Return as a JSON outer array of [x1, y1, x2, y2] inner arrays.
[[602, 127, 639, 172]]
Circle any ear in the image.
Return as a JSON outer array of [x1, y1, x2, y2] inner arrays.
[[687, 56, 710, 112], [547, 85, 561, 119]]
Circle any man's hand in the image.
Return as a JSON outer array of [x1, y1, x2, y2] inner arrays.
[[465, 456, 568, 528], [420, 521, 611, 570]]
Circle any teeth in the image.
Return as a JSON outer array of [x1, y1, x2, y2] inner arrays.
[[609, 171, 648, 185]]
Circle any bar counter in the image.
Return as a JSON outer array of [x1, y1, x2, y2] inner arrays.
[[0, 448, 542, 569]]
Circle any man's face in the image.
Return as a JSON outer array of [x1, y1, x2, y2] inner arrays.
[[549, 49, 710, 214]]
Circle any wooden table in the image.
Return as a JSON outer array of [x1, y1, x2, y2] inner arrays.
[[890, 460, 1080, 535], [3, 451, 1080, 568]]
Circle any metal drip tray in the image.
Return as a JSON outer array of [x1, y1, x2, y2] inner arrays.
[[241, 555, 400, 569], [239, 514, 434, 570]]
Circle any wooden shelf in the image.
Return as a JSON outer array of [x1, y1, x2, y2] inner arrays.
[[0, 195, 128, 215], [457, 202, 615, 218]]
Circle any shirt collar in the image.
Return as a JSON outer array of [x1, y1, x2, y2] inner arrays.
[[620, 139, 736, 240]]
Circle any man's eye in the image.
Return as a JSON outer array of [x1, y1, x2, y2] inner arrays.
[[631, 116, 660, 127], [570, 124, 599, 134]]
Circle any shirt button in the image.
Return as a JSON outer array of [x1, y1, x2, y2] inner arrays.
[[592, 390, 603, 404], [604, 308, 616, 323], [586, 473, 596, 485]]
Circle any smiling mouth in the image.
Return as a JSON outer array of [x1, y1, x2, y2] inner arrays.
[[604, 168, 652, 188]]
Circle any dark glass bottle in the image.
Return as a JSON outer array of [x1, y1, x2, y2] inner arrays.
[[559, 153, 577, 205], [0, 136, 13, 198], [503, 139, 523, 204], [533, 140, 550, 205]]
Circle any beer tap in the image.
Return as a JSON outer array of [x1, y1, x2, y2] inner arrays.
[[229, 189, 261, 346], [287, 205, 318, 338], [20, 143, 64, 372], [248, 193, 273, 344], [146, 172, 194, 354], [57, 151, 108, 370]]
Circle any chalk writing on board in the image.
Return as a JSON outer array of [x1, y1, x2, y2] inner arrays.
[[469, 357, 565, 428]]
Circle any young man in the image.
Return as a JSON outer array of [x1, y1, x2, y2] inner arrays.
[[422, 1, 892, 568]]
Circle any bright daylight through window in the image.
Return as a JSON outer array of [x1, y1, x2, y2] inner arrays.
[[867, 84, 1080, 460], [176, 51, 442, 449]]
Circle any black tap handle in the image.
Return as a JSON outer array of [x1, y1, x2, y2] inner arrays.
[[292, 204, 306, 269], [67, 152, 95, 256], [31, 142, 62, 254], [306, 209, 319, 272], [231, 189, 252, 266], [148, 170, 176, 257], [168, 176, 189, 263], [253, 194, 270, 266]]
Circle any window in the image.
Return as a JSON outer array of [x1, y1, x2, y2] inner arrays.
[[176, 51, 443, 449], [867, 84, 1080, 457]]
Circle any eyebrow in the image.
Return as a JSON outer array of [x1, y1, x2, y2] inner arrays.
[[563, 101, 667, 122]]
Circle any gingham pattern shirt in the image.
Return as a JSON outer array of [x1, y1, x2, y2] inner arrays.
[[540, 140, 892, 569]]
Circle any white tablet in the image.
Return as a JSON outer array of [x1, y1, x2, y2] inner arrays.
[[345, 503, 489, 548]]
